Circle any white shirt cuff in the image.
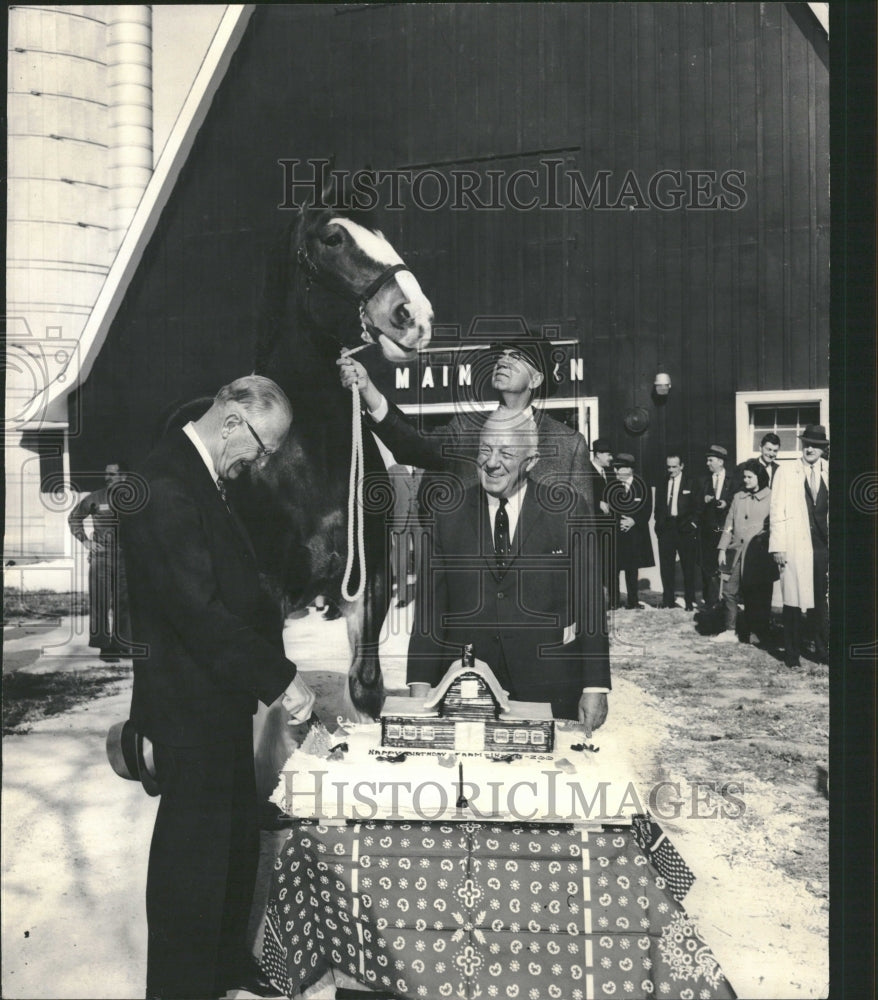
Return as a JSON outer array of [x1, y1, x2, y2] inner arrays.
[[368, 395, 389, 422], [582, 687, 610, 694]]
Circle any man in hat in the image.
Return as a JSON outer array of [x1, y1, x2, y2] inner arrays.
[[653, 452, 699, 609], [769, 424, 829, 666], [120, 375, 315, 1000], [337, 338, 595, 512], [68, 461, 132, 661], [696, 445, 736, 608], [607, 453, 654, 609]]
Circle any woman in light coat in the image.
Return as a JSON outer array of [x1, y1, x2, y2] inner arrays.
[[712, 460, 772, 644]]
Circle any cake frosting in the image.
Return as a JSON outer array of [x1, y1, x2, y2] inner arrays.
[[271, 719, 644, 826]]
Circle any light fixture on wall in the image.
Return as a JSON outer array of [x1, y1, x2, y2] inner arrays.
[[653, 371, 672, 397]]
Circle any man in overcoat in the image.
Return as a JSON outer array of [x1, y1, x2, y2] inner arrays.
[[406, 410, 611, 730], [607, 453, 654, 609], [769, 425, 829, 666], [121, 375, 315, 1000]]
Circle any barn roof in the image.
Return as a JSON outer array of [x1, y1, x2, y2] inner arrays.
[[424, 660, 512, 715], [45, 5, 255, 418]]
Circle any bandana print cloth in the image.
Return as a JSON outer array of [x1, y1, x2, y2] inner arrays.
[[262, 820, 736, 999]]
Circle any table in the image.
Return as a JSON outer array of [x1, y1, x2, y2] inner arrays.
[[261, 817, 737, 999]]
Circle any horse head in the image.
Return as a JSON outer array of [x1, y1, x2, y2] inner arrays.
[[292, 205, 433, 361]]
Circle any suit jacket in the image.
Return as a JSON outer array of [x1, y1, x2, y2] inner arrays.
[[653, 475, 699, 536], [369, 401, 595, 514], [696, 470, 737, 539], [408, 481, 611, 719], [608, 475, 654, 569], [121, 430, 295, 747]]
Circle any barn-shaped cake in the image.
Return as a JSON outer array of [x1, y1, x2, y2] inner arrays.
[[381, 657, 555, 753]]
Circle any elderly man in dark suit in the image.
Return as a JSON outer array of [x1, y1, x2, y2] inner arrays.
[[653, 452, 700, 610], [696, 445, 736, 608], [406, 409, 610, 732], [337, 338, 595, 513], [607, 453, 654, 609], [121, 375, 315, 1000]]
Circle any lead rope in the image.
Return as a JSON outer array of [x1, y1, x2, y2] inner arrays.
[[339, 317, 375, 602]]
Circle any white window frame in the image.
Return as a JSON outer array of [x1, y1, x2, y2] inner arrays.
[[735, 389, 829, 463]]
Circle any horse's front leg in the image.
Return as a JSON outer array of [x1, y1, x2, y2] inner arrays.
[[345, 533, 391, 720]]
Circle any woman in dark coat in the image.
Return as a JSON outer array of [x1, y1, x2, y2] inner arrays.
[[608, 454, 655, 609]]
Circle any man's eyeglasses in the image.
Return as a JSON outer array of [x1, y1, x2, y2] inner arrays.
[[244, 419, 274, 461]]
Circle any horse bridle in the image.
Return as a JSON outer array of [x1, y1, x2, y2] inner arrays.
[[295, 243, 409, 311]]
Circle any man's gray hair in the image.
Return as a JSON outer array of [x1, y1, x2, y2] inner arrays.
[[214, 375, 293, 423], [480, 409, 540, 456]]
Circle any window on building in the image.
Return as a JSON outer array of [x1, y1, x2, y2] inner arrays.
[[735, 389, 828, 463], [751, 404, 821, 454]]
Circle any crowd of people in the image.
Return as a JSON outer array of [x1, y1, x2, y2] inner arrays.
[[589, 426, 829, 668]]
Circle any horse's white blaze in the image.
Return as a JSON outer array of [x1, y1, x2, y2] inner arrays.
[[331, 216, 433, 359], [332, 218, 403, 266]]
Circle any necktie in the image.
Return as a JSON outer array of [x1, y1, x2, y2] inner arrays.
[[494, 498, 510, 564], [217, 479, 229, 507], [712, 472, 719, 498], [810, 465, 819, 498]]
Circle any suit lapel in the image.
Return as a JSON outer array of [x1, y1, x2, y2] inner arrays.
[[176, 431, 258, 562], [513, 481, 549, 558]]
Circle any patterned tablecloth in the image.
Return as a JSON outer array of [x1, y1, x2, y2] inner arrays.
[[262, 818, 736, 1000]]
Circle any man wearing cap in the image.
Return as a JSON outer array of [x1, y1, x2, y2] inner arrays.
[[696, 446, 736, 608], [120, 375, 315, 1000], [337, 338, 595, 513], [653, 452, 699, 609], [607, 454, 654, 609], [769, 425, 829, 666]]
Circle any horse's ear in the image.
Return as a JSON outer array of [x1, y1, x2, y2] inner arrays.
[[319, 153, 337, 209]]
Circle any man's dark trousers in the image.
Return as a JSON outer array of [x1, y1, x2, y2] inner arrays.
[[146, 736, 258, 1000], [657, 518, 697, 607]]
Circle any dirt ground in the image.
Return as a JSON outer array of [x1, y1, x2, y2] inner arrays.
[[1, 603, 829, 999], [607, 603, 829, 998]]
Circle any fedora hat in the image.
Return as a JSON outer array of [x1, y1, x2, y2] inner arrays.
[[612, 453, 636, 467], [592, 438, 613, 454], [106, 719, 160, 797], [799, 424, 829, 447], [705, 444, 728, 460]]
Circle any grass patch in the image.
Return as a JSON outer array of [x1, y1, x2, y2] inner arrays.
[[3, 589, 88, 622], [2, 665, 130, 735]]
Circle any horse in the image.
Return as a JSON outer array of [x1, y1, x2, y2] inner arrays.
[[238, 204, 433, 720]]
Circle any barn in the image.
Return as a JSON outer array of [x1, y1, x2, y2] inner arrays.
[[65, 3, 828, 477], [7, 3, 829, 575]]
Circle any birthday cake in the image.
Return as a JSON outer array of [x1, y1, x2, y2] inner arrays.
[[380, 655, 555, 753], [272, 673, 640, 826]]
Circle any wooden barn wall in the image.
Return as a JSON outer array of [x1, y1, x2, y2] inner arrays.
[[70, 3, 828, 482]]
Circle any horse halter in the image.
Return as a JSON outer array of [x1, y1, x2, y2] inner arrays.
[[295, 242, 410, 343]]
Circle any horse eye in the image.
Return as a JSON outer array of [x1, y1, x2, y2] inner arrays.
[[323, 231, 343, 248]]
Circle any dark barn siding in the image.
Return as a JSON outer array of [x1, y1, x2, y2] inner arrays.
[[71, 3, 828, 483]]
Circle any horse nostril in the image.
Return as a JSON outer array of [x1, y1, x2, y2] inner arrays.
[[393, 302, 412, 327]]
